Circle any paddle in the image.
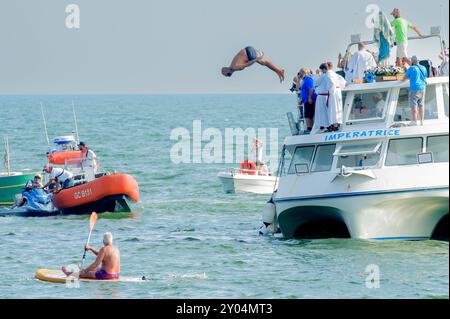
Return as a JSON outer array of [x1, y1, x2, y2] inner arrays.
[[80, 212, 98, 269]]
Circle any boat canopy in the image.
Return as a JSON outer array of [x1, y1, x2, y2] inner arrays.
[[53, 136, 76, 145]]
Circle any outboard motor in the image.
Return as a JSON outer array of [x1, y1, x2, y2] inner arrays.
[[259, 198, 277, 235]]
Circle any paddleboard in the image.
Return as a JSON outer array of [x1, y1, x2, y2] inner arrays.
[[35, 269, 146, 283]]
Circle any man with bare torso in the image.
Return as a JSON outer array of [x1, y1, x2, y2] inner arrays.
[[62, 232, 120, 280], [221, 46, 285, 82]]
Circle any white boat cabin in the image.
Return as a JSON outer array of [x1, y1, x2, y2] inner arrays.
[[282, 77, 449, 177]]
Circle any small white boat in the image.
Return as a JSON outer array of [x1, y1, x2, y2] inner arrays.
[[218, 168, 278, 194]]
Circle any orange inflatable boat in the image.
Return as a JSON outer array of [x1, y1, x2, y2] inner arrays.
[[48, 151, 83, 165], [53, 174, 140, 215]]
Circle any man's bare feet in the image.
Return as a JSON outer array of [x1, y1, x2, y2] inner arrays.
[[61, 266, 73, 276], [278, 69, 285, 83]]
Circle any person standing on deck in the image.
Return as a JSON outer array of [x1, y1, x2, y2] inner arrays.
[[403, 55, 428, 126], [326, 62, 347, 132], [390, 8, 423, 67], [299, 68, 317, 133], [346, 43, 377, 82], [78, 142, 99, 174], [221, 46, 285, 83], [311, 63, 332, 133]]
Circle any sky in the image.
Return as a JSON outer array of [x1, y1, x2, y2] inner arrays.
[[0, 0, 448, 94]]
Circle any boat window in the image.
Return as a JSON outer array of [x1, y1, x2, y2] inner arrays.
[[348, 90, 388, 122], [427, 135, 449, 163], [394, 88, 411, 121], [424, 85, 439, 120], [444, 84, 449, 118], [288, 146, 315, 174], [311, 144, 336, 172], [395, 85, 439, 121], [334, 142, 381, 156], [385, 137, 423, 166], [337, 151, 381, 168], [281, 148, 293, 176], [335, 142, 382, 168]]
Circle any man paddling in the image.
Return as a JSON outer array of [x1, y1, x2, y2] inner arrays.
[[221, 46, 285, 82], [62, 232, 121, 280]]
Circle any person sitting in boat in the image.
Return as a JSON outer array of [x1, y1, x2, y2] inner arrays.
[[42, 165, 74, 190], [372, 92, 386, 117], [352, 97, 372, 119], [16, 181, 34, 207], [16, 180, 53, 208], [221, 46, 285, 83], [78, 141, 99, 173], [62, 232, 120, 280], [33, 175, 43, 188]]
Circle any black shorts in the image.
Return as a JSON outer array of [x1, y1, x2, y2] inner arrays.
[[245, 46, 258, 62], [304, 101, 315, 119]]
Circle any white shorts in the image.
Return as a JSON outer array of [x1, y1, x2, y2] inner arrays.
[[396, 42, 408, 58]]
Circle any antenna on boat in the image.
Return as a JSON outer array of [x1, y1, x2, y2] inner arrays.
[[40, 102, 50, 146], [3, 136, 10, 176], [72, 100, 80, 144]]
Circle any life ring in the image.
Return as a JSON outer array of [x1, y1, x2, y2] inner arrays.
[[239, 160, 257, 175]]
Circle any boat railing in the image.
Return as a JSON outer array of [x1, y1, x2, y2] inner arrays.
[[345, 28, 445, 57], [64, 158, 97, 182], [228, 168, 271, 177]]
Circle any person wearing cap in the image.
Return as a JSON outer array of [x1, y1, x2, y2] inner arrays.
[[42, 165, 75, 190], [390, 8, 423, 67], [78, 142, 99, 173], [404, 55, 428, 126]]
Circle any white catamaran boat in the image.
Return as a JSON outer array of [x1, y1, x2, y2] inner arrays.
[[261, 34, 449, 240]]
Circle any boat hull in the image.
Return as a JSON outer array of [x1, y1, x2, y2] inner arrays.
[[218, 172, 277, 194], [0, 173, 37, 205], [275, 187, 449, 240], [53, 174, 139, 214]]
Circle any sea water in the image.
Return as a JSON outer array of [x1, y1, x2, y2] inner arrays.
[[0, 94, 448, 298]]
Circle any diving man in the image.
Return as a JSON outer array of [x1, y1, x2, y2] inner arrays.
[[221, 46, 285, 83]]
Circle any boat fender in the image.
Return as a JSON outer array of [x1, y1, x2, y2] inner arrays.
[[262, 200, 276, 225], [260, 199, 277, 235]]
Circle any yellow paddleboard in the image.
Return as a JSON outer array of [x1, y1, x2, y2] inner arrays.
[[35, 269, 146, 283]]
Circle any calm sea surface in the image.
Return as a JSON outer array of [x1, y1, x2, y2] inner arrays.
[[0, 94, 448, 299]]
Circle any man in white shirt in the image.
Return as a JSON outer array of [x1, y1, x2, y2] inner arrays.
[[43, 166, 74, 190], [312, 63, 333, 133], [326, 62, 347, 131], [78, 142, 99, 173], [347, 43, 377, 82]]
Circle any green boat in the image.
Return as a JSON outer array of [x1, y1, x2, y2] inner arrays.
[[0, 136, 37, 205], [0, 172, 37, 205]]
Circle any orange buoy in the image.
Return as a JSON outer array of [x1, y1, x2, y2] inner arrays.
[[239, 160, 257, 175], [48, 151, 83, 165]]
